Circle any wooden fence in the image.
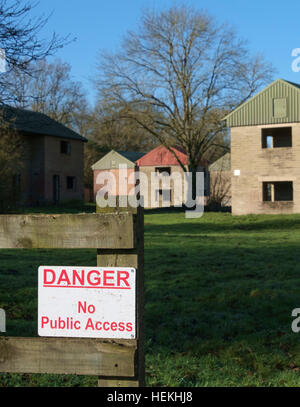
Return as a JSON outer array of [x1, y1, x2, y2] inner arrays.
[[0, 205, 144, 387]]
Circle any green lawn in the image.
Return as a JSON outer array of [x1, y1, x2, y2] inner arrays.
[[1, 209, 300, 386]]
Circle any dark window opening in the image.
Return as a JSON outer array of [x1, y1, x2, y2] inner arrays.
[[61, 141, 71, 155], [67, 176, 77, 191], [155, 167, 171, 175], [156, 189, 171, 202], [262, 127, 292, 148], [263, 181, 293, 202]]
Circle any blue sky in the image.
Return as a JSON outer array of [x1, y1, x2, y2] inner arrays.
[[34, 0, 300, 105]]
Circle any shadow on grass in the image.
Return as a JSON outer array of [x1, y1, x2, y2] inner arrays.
[[143, 218, 300, 385], [145, 214, 300, 234], [0, 203, 97, 215], [1, 211, 300, 386], [145, 243, 300, 343]]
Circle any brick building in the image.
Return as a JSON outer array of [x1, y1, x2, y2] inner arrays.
[[224, 78, 300, 215], [92, 145, 209, 208], [3, 105, 87, 206], [92, 150, 144, 201], [136, 145, 189, 208]]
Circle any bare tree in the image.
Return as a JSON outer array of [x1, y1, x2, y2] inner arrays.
[[90, 101, 158, 152], [0, 115, 26, 209], [208, 154, 231, 209], [96, 4, 274, 196], [5, 59, 88, 130], [84, 140, 108, 189], [0, 0, 71, 104], [0, 2, 74, 208]]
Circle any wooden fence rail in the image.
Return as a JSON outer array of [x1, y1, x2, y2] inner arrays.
[[0, 337, 136, 376], [0, 206, 144, 387], [0, 212, 134, 249]]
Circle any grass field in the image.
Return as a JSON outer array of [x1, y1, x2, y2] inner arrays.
[[1, 208, 300, 386]]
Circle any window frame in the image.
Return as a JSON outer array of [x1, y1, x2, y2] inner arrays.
[[66, 176, 77, 192], [155, 167, 171, 176], [262, 181, 293, 202], [261, 127, 292, 149], [60, 140, 71, 155]]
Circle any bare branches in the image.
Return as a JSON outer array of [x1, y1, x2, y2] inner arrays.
[[4, 59, 88, 130], [96, 4, 274, 171], [0, 0, 71, 66], [0, 0, 73, 104], [0, 110, 26, 208]]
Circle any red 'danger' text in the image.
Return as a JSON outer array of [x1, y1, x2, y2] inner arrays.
[[43, 268, 131, 289]]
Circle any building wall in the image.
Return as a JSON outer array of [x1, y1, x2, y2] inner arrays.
[[93, 167, 136, 202], [231, 123, 300, 215], [93, 165, 187, 208], [13, 136, 31, 205], [92, 163, 209, 209], [5, 134, 43, 206], [4, 132, 84, 207], [138, 164, 188, 208], [43, 136, 84, 204], [28, 135, 45, 205]]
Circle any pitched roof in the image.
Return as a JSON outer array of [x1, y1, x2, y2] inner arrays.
[[223, 78, 300, 127], [92, 149, 141, 170], [284, 79, 300, 89], [209, 153, 231, 171], [136, 145, 188, 166], [117, 151, 146, 162], [1, 105, 87, 142]]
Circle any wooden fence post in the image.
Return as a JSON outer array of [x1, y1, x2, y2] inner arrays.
[[0, 209, 144, 386], [96, 201, 145, 387]]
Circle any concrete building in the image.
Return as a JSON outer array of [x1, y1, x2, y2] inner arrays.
[[92, 150, 145, 201], [224, 78, 300, 215], [136, 145, 189, 208], [3, 105, 87, 206], [92, 145, 209, 208]]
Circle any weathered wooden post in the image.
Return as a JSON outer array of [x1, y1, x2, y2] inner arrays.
[[0, 204, 145, 387], [96, 198, 145, 387]]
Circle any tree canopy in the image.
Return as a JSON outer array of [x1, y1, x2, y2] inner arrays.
[[96, 4, 274, 171]]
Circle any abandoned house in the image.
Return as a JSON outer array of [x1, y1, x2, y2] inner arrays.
[[136, 145, 190, 208], [92, 145, 209, 208], [224, 78, 300, 215], [136, 145, 210, 208], [92, 150, 145, 201], [2, 105, 87, 206]]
